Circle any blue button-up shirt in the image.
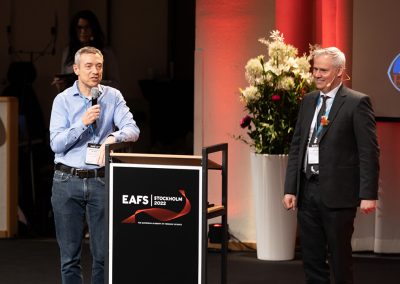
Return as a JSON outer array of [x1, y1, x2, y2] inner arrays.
[[50, 81, 140, 169]]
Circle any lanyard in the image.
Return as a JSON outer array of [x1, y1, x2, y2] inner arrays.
[[310, 96, 331, 141]]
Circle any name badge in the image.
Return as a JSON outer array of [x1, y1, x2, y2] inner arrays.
[[85, 143, 101, 165], [307, 146, 319, 164]]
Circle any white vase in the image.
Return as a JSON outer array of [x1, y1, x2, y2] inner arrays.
[[250, 153, 297, 261]]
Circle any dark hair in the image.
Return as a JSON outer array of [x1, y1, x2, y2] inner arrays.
[[65, 10, 105, 66]]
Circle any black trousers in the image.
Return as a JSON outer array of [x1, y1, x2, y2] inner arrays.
[[297, 175, 357, 284]]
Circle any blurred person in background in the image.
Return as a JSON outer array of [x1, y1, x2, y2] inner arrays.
[[52, 10, 119, 92]]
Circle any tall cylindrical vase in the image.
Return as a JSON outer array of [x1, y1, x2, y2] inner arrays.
[[250, 153, 297, 260]]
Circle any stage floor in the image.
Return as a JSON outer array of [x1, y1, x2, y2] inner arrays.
[[0, 238, 399, 283]]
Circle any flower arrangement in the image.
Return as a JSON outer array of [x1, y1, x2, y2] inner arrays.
[[238, 30, 315, 154]]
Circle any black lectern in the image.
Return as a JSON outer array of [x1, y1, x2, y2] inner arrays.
[[105, 143, 228, 284]]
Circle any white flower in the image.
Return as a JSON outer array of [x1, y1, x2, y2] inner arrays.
[[302, 73, 314, 85], [245, 56, 264, 85], [258, 37, 269, 46], [296, 55, 312, 74], [240, 86, 261, 104], [264, 61, 282, 76], [269, 30, 285, 42], [277, 76, 295, 91], [268, 41, 287, 63], [263, 72, 274, 86], [286, 57, 298, 71]]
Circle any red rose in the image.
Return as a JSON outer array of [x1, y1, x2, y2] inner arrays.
[[240, 115, 252, 128], [271, 94, 281, 101]]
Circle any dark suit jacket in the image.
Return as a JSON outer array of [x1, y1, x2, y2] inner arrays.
[[284, 85, 380, 208]]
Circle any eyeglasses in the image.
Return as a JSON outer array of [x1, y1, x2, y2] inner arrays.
[[76, 25, 91, 31]]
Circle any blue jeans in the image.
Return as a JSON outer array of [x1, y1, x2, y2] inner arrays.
[[51, 170, 106, 284]]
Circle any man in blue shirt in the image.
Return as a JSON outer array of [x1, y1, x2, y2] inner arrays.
[[49, 46, 140, 283]]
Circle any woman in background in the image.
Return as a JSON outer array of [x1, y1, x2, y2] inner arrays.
[[53, 10, 120, 91]]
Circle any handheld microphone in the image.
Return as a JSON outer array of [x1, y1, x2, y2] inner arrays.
[[90, 87, 101, 129]]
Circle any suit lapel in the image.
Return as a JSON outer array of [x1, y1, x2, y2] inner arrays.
[[301, 91, 320, 145], [305, 92, 320, 126], [318, 85, 347, 141]]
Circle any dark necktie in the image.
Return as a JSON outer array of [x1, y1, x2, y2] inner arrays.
[[305, 95, 328, 179]]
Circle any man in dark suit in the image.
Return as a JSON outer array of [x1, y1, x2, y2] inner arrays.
[[283, 47, 380, 284]]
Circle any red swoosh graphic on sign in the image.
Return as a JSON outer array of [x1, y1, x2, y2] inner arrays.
[[122, 189, 191, 223]]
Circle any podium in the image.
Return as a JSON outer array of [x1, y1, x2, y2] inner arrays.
[[105, 143, 228, 284], [0, 97, 18, 238]]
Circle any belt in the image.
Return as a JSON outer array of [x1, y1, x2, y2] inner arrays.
[[55, 163, 105, 178], [308, 174, 319, 183], [302, 172, 319, 183]]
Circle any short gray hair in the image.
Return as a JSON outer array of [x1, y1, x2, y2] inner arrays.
[[74, 46, 103, 65], [312, 47, 346, 69]]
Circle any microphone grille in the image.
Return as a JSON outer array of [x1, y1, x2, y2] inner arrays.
[[90, 87, 100, 99]]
